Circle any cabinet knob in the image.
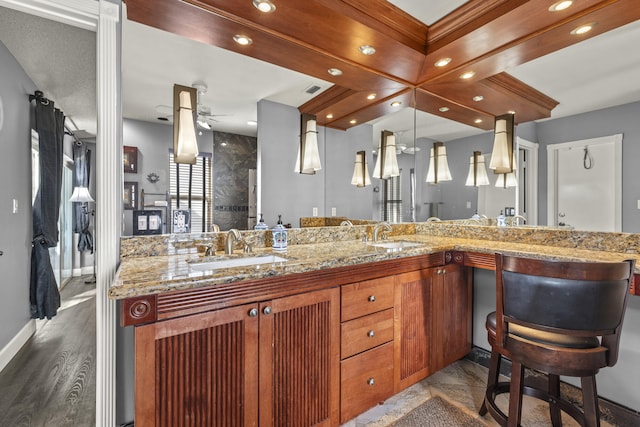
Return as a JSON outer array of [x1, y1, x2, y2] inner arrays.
[[263, 306, 272, 315], [367, 378, 375, 386], [367, 330, 375, 338], [368, 295, 376, 302], [437, 269, 443, 275], [248, 308, 258, 317]]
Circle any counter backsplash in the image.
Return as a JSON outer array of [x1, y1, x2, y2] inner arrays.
[[119, 222, 640, 259]]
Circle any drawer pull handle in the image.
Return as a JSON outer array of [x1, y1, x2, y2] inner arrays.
[[367, 330, 375, 338], [367, 378, 375, 386], [248, 308, 258, 317], [263, 306, 272, 315], [368, 295, 376, 302]]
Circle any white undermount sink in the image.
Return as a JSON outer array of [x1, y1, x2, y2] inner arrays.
[[368, 240, 424, 252], [190, 254, 288, 271]]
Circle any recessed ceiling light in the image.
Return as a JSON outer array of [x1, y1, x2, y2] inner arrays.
[[390, 101, 402, 107], [326, 113, 334, 119], [474, 118, 483, 124], [367, 93, 376, 100], [439, 107, 450, 112], [435, 57, 451, 67], [252, 0, 276, 13], [571, 23, 595, 35], [359, 45, 376, 55], [327, 68, 343, 76], [350, 119, 357, 124], [473, 95, 484, 102], [247, 120, 257, 126], [220, 142, 228, 147], [508, 110, 516, 115], [233, 35, 253, 45], [460, 70, 475, 79], [548, 1, 573, 12]]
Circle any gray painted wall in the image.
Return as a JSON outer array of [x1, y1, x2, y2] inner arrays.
[[258, 99, 325, 227], [0, 40, 36, 350]]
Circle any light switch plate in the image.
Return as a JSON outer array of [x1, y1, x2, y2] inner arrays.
[[331, 207, 336, 216], [312, 207, 318, 216]]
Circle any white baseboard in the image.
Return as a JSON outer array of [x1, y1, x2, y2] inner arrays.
[[72, 266, 94, 277], [0, 320, 36, 373]]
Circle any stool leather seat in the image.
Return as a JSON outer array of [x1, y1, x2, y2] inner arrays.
[[479, 254, 634, 427]]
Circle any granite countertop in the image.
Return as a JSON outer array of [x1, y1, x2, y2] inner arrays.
[[110, 232, 640, 300]]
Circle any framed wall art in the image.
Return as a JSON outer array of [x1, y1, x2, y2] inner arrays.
[[123, 145, 138, 174], [124, 181, 138, 210]]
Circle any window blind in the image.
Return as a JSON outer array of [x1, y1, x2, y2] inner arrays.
[[169, 152, 213, 232]]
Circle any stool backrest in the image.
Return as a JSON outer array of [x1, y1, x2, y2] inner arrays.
[[495, 254, 635, 366]]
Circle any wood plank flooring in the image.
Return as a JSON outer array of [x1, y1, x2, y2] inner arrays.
[[0, 276, 96, 426]]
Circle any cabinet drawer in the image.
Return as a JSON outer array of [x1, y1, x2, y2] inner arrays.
[[342, 276, 394, 321], [340, 342, 394, 423], [341, 308, 394, 359]]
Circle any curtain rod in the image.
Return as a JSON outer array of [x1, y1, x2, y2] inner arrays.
[[29, 90, 84, 146]]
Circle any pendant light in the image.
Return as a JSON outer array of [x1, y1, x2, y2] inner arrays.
[[295, 113, 321, 174], [465, 151, 490, 186], [372, 130, 400, 179], [173, 84, 199, 164], [489, 113, 514, 174], [351, 150, 371, 187], [425, 142, 452, 184]]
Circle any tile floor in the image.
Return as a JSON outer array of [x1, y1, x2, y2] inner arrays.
[[343, 359, 615, 427]]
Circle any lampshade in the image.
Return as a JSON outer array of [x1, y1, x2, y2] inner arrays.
[[465, 151, 490, 186], [69, 186, 94, 203], [372, 130, 400, 179], [426, 142, 452, 183], [495, 171, 518, 188], [173, 84, 199, 164], [351, 150, 371, 187], [489, 114, 514, 173], [295, 113, 322, 174]]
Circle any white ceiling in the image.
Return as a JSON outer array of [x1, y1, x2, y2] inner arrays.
[[2, 1, 640, 143]]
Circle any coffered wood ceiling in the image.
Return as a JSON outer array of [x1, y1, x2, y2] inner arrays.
[[124, 0, 640, 132]]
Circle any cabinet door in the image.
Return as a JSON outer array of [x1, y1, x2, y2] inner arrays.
[[430, 264, 472, 373], [135, 304, 259, 427], [259, 287, 341, 427], [393, 269, 433, 392]]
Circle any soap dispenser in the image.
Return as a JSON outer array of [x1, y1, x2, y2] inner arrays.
[[272, 214, 288, 251], [254, 213, 268, 230], [497, 210, 507, 227], [471, 210, 480, 220]]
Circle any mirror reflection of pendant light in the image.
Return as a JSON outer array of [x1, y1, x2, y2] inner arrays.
[[495, 151, 518, 188], [372, 130, 400, 179], [465, 151, 490, 186], [295, 113, 321, 174], [425, 142, 452, 184], [351, 150, 371, 187], [173, 84, 199, 164], [489, 113, 514, 174]]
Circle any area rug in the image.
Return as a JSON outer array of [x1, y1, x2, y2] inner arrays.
[[390, 396, 486, 427]]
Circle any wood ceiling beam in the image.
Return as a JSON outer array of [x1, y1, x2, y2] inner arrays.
[[125, 0, 639, 135]]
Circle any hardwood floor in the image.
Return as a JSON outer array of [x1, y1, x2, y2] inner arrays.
[[0, 276, 96, 427]]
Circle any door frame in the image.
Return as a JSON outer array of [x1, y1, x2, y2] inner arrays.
[[546, 133, 622, 231], [516, 137, 539, 226]]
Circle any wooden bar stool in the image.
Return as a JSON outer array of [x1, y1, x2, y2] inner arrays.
[[480, 254, 634, 427]]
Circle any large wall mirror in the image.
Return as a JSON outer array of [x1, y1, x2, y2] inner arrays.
[[120, 11, 640, 235]]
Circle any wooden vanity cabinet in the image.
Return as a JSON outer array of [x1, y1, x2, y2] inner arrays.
[[393, 262, 472, 391], [134, 287, 340, 427], [340, 277, 395, 423]]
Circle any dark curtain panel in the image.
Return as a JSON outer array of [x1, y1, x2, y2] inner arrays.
[[30, 101, 64, 320], [73, 144, 93, 252]]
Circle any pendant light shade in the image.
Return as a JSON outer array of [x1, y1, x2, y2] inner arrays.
[[69, 186, 94, 203], [465, 151, 490, 186], [351, 150, 371, 187], [173, 84, 199, 164], [489, 113, 514, 174], [295, 113, 322, 174], [372, 130, 400, 179], [426, 142, 452, 184], [495, 151, 518, 188]]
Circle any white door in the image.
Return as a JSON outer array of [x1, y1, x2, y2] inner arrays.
[[547, 134, 622, 232]]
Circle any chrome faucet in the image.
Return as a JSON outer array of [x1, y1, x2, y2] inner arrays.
[[509, 215, 527, 226], [204, 244, 216, 256], [340, 220, 353, 227], [426, 217, 441, 222], [225, 229, 242, 254], [372, 222, 392, 242]]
